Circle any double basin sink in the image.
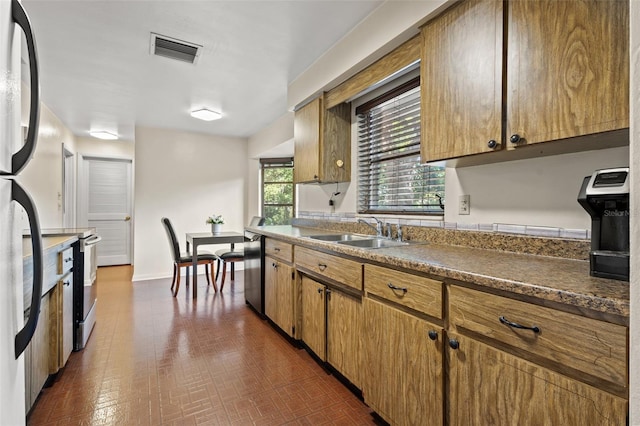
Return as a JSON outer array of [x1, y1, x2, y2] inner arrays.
[[306, 233, 409, 249]]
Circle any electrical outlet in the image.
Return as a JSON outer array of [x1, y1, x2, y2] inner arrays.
[[459, 194, 470, 215]]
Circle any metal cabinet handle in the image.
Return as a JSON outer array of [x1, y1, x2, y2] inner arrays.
[[4, 0, 40, 175], [274, 247, 280, 252], [64, 257, 73, 263], [387, 283, 407, 294], [317, 288, 323, 294], [318, 263, 327, 271], [11, 180, 43, 358], [272, 262, 278, 269], [428, 330, 438, 341], [449, 339, 460, 350], [63, 280, 71, 287], [499, 316, 540, 333]]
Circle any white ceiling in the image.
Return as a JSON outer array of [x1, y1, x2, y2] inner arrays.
[[22, 0, 383, 142]]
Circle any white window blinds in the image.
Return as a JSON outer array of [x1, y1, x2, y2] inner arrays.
[[356, 77, 445, 214]]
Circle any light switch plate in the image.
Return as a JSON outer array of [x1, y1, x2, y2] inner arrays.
[[459, 194, 470, 215]]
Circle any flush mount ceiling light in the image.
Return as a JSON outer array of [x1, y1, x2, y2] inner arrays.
[[89, 130, 119, 140], [190, 108, 222, 121]]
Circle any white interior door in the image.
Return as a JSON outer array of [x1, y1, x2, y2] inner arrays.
[[80, 156, 132, 266]]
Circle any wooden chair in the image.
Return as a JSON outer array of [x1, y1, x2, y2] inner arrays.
[[215, 216, 265, 290], [161, 217, 218, 296]]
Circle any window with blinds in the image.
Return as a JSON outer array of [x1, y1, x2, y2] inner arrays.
[[356, 77, 445, 214]]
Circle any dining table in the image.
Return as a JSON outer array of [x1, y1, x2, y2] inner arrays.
[[185, 231, 245, 298]]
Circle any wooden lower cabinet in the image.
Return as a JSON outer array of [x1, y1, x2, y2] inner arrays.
[[301, 275, 326, 359], [363, 298, 443, 426], [301, 275, 363, 389], [326, 289, 362, 389], [264, 255, 295, 337], [25, 290, 52, 413], [447, 334, 627, 426]]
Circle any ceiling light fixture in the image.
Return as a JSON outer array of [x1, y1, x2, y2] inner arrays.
[[190, 108, 222, 121], [89, 130, 119, 140]]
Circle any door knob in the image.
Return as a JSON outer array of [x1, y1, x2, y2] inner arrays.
[[124, 215, 131, 221]]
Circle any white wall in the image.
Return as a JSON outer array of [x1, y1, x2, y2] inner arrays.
[[75, 136, 135, 159], [17, 89, 77, 228], [132, 126, 248, 281], [445, 147, 629, 229], [629, 2, 639, 423], [287, 0, 452, 109]]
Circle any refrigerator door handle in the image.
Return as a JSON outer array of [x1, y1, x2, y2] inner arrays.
[[12, 180, 43, 358], [3, 0, 40, 176]]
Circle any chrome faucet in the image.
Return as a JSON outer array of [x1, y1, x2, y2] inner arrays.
[[358, 217, 383, 237]]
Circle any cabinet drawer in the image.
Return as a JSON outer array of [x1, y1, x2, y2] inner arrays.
[[265, 238, 293, 263], [449, 286, 627, 387], [295, 246, 363, 291], [58, 247, 73, 275], [364, 264, 443, 320]]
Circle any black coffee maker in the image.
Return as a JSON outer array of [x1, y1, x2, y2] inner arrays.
[[577, 167, 629, 281]]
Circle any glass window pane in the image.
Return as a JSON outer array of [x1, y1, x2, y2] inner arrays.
[[264, 183, 293, 204], [264, 168, 293, 183], [264, 206, 293, 226]]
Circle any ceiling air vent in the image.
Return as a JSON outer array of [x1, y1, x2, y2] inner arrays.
[[150, 33, 202, 64]]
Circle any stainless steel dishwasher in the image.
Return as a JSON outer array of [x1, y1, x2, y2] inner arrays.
[[244, 230, 264, 316]]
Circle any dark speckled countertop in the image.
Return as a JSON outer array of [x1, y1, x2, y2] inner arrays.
[[247, 225, 629, 326]]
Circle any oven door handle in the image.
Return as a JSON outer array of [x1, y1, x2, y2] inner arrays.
[[12, 180, 43, 359], [84, 235, 102, 246]]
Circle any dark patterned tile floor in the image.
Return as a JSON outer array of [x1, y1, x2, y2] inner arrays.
[[27, 266, 377, 425]]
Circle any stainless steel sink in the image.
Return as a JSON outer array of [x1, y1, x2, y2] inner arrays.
[[336, 238, 409, 249], [306, 234, 369, 242]]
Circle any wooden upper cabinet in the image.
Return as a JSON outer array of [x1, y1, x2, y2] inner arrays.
[[421, 0, 504, 162], [506, 0, 629, 148], [421, 0, 629, 162], [294, 95, 351, 183]]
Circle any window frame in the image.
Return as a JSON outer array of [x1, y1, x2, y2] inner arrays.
[[260, 157, 295, 225], [355, 76, 445, 216]]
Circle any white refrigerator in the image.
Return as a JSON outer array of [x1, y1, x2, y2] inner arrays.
[[1, 0, 43, 423]]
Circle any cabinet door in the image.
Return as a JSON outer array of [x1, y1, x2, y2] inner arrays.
[[301, 275, 326, 360], [294, 97, 322, 183], [421, 0, 503, 162], [448, 334, 628, 426], [24, 337, 32, 414], [265, 257, 295, 337], [364, 298, 443, 426], [507, 0, 628, 147], [264, 256, 278, 325], [30, 292, 51, 407], [326, 289, 361, 389], [275, 262, 295, 337], [61, 273, 74, 367]]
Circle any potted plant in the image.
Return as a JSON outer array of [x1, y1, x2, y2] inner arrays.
[[206, 214, 225, 234]]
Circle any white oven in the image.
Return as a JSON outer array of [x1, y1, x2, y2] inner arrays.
[[77, 232, 101, 350], [82, 234, 100, 286]]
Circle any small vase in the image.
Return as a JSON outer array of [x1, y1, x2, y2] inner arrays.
[[212, 223, 222, 234]]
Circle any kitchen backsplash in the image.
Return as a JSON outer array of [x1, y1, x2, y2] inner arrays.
[[294, 211, 591, 261]]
